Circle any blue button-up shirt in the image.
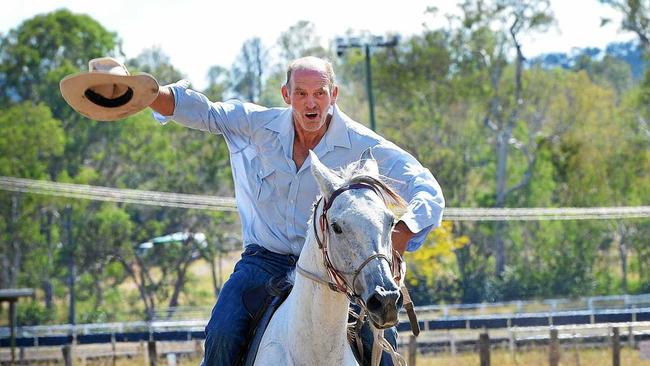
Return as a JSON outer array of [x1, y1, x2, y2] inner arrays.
[[158, 86, 444, 256]]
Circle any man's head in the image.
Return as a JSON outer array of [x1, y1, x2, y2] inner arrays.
[[282, 56, 339, 134]]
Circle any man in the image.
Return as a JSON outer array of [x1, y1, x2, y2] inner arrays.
[[150, 56, 444, 365]]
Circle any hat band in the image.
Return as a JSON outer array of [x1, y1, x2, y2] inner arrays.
[[84, 87, 134, 108]]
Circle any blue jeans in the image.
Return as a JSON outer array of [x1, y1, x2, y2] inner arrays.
[[201, 244, 397, 366], [352, 304, 399, 366]]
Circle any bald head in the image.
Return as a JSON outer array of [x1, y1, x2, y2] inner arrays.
[[285, 56, 336, 93]]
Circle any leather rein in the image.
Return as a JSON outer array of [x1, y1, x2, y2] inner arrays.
[[297, 182, 404, 306]]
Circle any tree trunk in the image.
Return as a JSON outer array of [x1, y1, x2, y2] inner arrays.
[[617, 225, 628, 293], [0, 254, 9, 288], [210, 254, 219, 299], [94, 265, 105, 309], [121, 257, 155, 321], [42, 210, 54, 310], [9, 195, 21, 288], [494, 131, 509, 276], [167, 263, 189, 310]]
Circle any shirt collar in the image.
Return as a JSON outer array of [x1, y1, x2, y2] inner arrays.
[[265, 107, 294, 155], [324, 105, 352, 150]]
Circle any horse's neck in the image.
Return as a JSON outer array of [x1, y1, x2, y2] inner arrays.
[[286, 231, 351, 358]]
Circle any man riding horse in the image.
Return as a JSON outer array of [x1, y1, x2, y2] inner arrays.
[[151, 56, 444, 365], [62, 55, 444, 365]]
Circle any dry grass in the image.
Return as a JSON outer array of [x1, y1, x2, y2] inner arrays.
[[64, 347, 650, 366], [4, 344, 650, 366], [414, 348, 650, 366]]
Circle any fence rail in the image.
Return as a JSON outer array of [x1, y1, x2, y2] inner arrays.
[[146, 293, 650, 322], [3, 307, 650, 347]]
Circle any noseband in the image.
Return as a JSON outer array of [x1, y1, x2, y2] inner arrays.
[[300, 181, 404, 305]]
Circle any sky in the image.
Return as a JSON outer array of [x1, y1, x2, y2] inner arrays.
[[2, 0, 636, 90]]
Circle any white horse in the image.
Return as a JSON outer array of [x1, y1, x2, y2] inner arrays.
[[254, 150, 405, 366]]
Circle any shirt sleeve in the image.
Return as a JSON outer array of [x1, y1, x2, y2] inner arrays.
[[373, 142, 445, 252], [153, 84, 265, 150]]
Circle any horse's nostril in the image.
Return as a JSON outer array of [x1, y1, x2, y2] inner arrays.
[[366, 293, 383, 313], [366, 289, 400, 313]]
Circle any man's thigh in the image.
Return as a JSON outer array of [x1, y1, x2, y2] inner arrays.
[[206, 246, 278, 332], [206, 245, 296, 332]]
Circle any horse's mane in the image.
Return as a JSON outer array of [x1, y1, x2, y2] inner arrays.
[[337, 161, 407, 214]]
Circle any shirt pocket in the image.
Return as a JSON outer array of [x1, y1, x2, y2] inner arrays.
[[255, 167, 276, 201]]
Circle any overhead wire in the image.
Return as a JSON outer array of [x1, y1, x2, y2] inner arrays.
[[2, 176, 649, 221]]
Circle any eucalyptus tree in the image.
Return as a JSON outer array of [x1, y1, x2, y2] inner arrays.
[[0, 103, 64, 294], [231, 37, 267, 103]]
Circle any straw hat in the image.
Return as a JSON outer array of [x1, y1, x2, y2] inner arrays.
[[60, 57, 159, 121]]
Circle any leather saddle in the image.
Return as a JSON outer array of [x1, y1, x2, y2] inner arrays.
[[240, 279, 292, 366]]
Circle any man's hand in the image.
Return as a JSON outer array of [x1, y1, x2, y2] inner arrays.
[[149, 85, 175, 116], [391, 220, 414, 255]]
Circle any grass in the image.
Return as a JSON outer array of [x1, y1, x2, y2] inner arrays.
[[414, 348, 650, 366], [72, 347, 650, 366], [4, 341, 650, 365]]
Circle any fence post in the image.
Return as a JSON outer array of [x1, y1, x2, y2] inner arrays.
[[450, 330, 457, 356], [628, 325, 635, 349], [166, 353, 177, 366], [572, 331, 581, 366], [62, 344, 73, 366], [612, 327, 620, 366], [508, 328, 516, 363], [148, 340, 157, 366], [141, 341, 148, 366], [549, 328, 560, 366], [479, 332, 490, 366], [111, 332, 117, 366], [408, 334, 417, 366]]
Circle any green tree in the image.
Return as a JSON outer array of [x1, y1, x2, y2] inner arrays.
[[127, 46, 185, 86], [0, 103, 64, 290], [203, 65, 230, 101], [259, 20, 331, 107], [600, 0, 650, 52], [454, 0, 554, 277], [231, 37, 267, 102], [0, 9, 120, 108]]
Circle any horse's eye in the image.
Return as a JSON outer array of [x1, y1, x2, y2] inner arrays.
[[331, 222, 343, 234]]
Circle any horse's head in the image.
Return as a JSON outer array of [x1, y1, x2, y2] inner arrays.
[[309, 149, 404, 328]]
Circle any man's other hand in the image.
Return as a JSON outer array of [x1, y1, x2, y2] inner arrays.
[[391, 221, 414, 255]]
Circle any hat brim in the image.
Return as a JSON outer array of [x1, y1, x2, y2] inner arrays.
[[60, 72, 159, 121]]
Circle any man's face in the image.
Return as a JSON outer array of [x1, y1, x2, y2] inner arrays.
[[282, 68, 338, 134]]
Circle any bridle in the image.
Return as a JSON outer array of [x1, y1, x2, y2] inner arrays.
[[297, 181, 404, 306]]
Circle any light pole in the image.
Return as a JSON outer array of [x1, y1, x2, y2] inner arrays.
[[336, 35, 399, 132]]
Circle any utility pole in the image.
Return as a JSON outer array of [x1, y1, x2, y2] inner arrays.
[[335, 35, 400, 132], [65, 205, 76, 325]]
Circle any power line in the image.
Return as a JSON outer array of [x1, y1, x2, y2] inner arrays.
[[0, 176, 237, 211], [1, 176, 649, 221]]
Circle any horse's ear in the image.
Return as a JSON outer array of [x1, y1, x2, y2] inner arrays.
[[358, 148, 379, 177], [310, 151, 343, 196]]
